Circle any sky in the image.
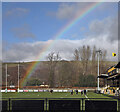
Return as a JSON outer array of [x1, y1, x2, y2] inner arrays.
[[2, 2, 118, 62]]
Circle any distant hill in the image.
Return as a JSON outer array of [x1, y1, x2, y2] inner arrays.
[[2, 61, 118, 87]]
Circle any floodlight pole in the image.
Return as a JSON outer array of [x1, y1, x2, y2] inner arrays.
[[98, 52, 100, 91], [5, 64, 7, 93], [18, 63, 20, 92], [96, 50, 102, 91]]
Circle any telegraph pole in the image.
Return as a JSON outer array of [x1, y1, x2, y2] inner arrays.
[[96, 50, 102, 91]]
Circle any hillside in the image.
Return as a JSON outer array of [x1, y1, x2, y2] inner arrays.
[[2, 61, 118, 88]]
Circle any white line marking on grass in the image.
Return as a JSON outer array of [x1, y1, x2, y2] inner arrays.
[[85, 95, 89, 100]]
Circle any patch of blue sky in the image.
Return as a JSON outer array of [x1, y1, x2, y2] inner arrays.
[[2, 2, 117, 44], [2, 2, 66, 43]]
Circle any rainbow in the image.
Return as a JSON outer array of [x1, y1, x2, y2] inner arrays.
[[20, 2, 104, 86]]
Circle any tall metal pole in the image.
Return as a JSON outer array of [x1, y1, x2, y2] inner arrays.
[[18, 63, 19, 92], [5, 64, 7, 93], [97, 52, 99, 91], [96, 50, 102, 91]]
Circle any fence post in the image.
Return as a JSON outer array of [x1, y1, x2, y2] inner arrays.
[[46, 98, 47, 111], [9, 98, 10, 111], [118, 99, 120, 112], [82, 98, 84, 111]]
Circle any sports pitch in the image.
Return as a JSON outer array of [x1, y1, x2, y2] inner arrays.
[[1, 92, 119, 111], [1, 92, 112, 98]]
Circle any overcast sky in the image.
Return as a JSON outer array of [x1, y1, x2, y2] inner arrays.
[[2, 2, 118, 62]]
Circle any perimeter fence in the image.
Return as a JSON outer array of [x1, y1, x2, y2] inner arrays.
[[0, 97, 119, 111]]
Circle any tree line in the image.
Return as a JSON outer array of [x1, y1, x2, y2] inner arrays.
[[2, 45, 111, 88], [46, 45, 107, 87]]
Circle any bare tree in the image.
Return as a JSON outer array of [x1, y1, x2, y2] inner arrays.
[[99, 50, 107, 74], [86, 45, 91, 73], [73, 49, 81, 84], [47, 52, 61, 87], [79, 45, 91, 75], [59, 61, 74, 87], [74, 49, 80, 61], [91, 45, 97, 75]]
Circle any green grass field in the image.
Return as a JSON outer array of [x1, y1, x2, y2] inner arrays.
[[1, 92, 119, 111], [1, 92, 111, 98]]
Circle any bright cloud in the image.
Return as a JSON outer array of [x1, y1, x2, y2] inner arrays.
[[3, 38, 118, 62]]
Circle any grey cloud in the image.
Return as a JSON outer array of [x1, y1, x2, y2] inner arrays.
[[11, 24, 35, 39], [3, 41, 46, 62], [56, 3, 94, 19], [88, 16, 118, 41], [3, 38, 118, 62], [47, 3, 93, 20], [48, 2, 115, 20], [2, 40, 80, 62], [56, 3, 76, 19]]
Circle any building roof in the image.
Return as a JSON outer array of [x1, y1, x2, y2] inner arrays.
[[99, 62, 120, 80], [98, 74, 108, 78], [115, 62, 120, 68], [107, 74, 120, 80]]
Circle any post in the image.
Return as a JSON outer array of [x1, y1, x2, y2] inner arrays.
[[46, 98, 47, 111], [98, 52, 99, 91], [96, 50, 102, 91], [9, 98, 10, 111], [82, 98, 84, 111], [18, 63, 19, 92], [6, 64, 7, 93], [119, 77, 120, 90]]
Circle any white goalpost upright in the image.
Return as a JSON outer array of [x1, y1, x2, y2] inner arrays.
[[5, 63, 20, 93], [18, 63, 20, 92], [5, 64, 7, 93]]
